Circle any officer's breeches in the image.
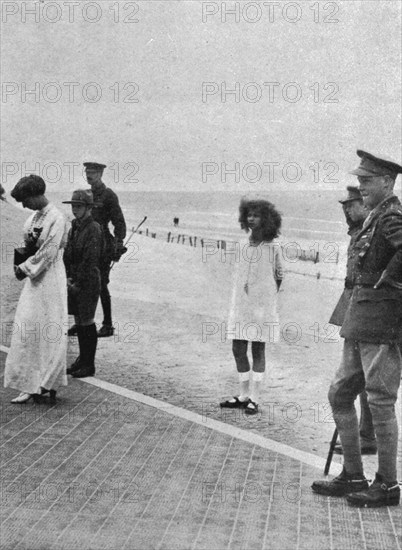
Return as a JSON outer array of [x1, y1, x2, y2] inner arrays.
[[328, 339, 402, 480]]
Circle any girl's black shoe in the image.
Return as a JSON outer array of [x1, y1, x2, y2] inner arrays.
[[244, 400, 259, 415]]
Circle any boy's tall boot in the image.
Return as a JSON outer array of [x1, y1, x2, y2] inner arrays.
[[67, 326, 84, 375], [72, 324, 97, 378]]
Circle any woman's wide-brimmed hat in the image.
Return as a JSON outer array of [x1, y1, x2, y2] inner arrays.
[[11, 175, 46, 202]]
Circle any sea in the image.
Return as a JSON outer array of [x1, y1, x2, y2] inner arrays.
[[48, 189, 351, 245]]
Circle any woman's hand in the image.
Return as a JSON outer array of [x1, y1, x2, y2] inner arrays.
[[14, 266, 26, 281]]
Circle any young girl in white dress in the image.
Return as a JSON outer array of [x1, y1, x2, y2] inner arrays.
[[221, 196, 283, 415]]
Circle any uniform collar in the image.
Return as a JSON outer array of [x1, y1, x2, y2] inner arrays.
[[91, 182, 106, 198], [362, 194, 398, 230], [347, 221, 363, 236]]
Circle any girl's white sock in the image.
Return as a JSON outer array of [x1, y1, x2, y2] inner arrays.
[[238, 371, 250, 401], [250, 371, 264, 404]]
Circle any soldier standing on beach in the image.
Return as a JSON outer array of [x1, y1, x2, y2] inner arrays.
[[312, 150, 402, 508], [82, 162, 126, 337], [329, 186, 377, 456]]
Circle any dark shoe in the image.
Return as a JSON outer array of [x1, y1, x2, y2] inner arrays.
[[97, 325, 114, 338], [34, 388, 57, 404], [72, 366, 95, 378], [312, 468, 369, 497], [67, 324, 78, 336], [347, 473, 400, 508], [66, 356, 81, 375], [333, 439, 377, 456], [220, 396, 249, 409], [244, 400, 259, 415]]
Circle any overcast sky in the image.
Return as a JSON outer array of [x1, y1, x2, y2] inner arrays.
[[2, 0, 401, 193]]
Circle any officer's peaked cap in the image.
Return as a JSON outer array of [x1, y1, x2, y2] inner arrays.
[[83, 162, 106, 172], [349, 150, 402, 178], [339, 186, 363, 204]]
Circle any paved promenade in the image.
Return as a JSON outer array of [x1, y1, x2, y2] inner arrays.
[[1, 351, 401, 550]]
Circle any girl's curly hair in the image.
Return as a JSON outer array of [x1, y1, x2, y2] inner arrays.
[[238, 196, 282, 241]]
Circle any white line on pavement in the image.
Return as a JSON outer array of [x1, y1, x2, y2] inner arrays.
[[0, 345, 341, 474], [86, 378, 341, 474]]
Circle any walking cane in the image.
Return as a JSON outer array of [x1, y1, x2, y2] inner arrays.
[[324, 427, 338, 475], [110, 216, 147, 271]]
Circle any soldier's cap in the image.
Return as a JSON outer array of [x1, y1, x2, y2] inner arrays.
[[339, 186, 363, 204], [83, 162, 106, 172], [62, 189, 94, 206], [11, 175, 46, 203], [349, 150, 402, 178]]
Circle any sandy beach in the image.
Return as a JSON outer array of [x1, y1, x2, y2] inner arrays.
[[1, 198, 401, 474]]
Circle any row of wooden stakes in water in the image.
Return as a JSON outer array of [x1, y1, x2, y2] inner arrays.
[[138, 229, 210, 248], [136, 229, 335, 264]]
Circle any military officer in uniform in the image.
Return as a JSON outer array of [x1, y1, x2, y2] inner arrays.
[[312, 150, 402, 507], [83, 162, 126, 337], [330, 186, 376, 455]]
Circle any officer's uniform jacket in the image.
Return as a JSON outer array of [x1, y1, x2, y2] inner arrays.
[[91, 183, 126, 263], [340, 195, 402, 343], [329, 223, 362, 327]]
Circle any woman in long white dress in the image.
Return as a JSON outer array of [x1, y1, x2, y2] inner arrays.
[[4, 175, 68, 403], [221, 196, 284, 415]]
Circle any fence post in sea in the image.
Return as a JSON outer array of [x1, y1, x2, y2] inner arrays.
[[217, 240, 220, 250], [314, 251, 319, 264], [194, 236, 197, 247], [182, 236, 186, 245], [167, 232, 171, 242], [189, 237, 193, 246], [201, 239, 204, 248], [146, 228, 149, 237]]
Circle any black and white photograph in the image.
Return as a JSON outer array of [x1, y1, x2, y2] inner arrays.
[[1, 1, 401, 548]]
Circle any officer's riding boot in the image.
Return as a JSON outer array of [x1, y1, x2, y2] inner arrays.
[[347, 473, 400, 507], [72, 324, 97, 378], [98, 288, 114, 337], [66, 326, 84, 375], [312, 467, 369, 497]]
